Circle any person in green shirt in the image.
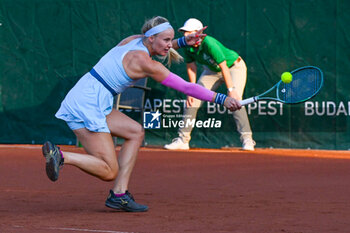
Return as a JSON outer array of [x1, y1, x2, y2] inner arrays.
[[164, 18, 255, 151]]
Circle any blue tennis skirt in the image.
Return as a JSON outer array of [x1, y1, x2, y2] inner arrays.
[[55, 72, 114, 133]]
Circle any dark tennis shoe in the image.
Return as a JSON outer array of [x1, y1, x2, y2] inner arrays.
[[42, 141, 64, 182], [105, 190, 149, 212]]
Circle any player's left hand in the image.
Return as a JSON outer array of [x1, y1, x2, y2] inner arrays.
[[224, 97, 242, 112], [185, 26, 207, 46]]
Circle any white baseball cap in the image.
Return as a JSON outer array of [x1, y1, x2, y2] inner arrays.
[[178, 18, 203, 32]]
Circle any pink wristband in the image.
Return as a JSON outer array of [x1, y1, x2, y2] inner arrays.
[[161, 72, 215, 102]]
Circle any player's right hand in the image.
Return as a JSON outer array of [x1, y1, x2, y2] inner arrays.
[[224, 97, 241, 111]]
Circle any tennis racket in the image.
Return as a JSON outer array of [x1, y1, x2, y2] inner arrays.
[[240, 66, 323, 106]]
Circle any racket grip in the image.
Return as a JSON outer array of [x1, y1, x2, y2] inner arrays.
[[240, 97, 257, 106]]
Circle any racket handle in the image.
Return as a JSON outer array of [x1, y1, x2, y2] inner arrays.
[[240, 97, 257, 106]]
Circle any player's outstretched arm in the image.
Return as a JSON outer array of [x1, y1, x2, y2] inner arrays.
[[160, 72, 241, 112], [142, 58, 241, 112]]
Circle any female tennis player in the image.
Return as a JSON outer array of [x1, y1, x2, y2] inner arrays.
[[42, 16, 242, 212]]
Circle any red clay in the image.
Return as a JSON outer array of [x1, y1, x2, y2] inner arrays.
[[1, 145, 350, 233]]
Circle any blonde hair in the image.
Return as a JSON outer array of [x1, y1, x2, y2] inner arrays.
[[142, 16, 183, 67]]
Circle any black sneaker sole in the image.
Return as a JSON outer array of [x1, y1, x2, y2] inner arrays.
[[105, 202, 122, 210], [42, 141, 59, 182]]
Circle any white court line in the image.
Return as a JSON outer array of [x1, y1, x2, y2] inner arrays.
[[48, 227, 136, 233], [0, 144, 41, 149], [12, 225, 135, 233]]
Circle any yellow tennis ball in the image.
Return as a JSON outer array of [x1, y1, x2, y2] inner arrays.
[[281, 72, 293, 84]]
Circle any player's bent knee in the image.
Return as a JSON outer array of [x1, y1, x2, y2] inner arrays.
[[137, 126, 145, 139], [102, 172, 118, 181], [101, 166, 118, 181], [131, 124, 145, 141], [97, 159, 118, 181]]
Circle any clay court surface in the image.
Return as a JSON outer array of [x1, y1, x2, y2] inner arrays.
[[1, 145, 350, 233]]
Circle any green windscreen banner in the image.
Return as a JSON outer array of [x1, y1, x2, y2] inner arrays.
[[0, 0, 349, 149]]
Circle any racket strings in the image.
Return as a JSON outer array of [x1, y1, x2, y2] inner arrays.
[[278, 68, 322, 103]]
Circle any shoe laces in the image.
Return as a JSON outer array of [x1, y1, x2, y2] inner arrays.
[[125, 191, 135, 201]]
